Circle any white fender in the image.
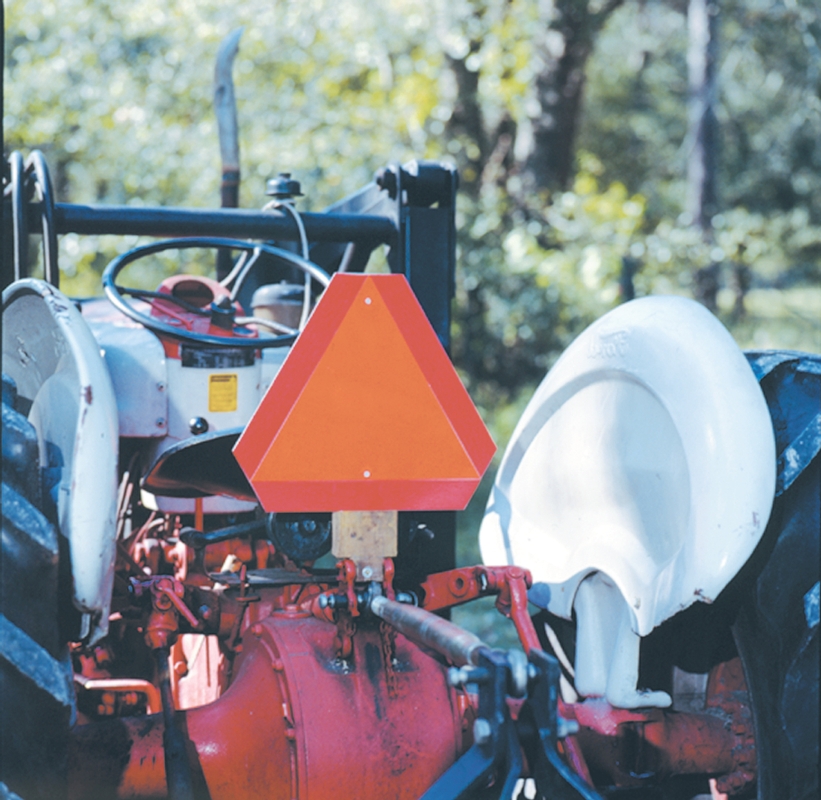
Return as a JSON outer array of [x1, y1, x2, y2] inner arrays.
[[3, 280, 119, 644], [480, 296, 776, 707]]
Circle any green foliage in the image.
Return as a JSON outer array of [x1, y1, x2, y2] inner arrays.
[[452, 164, 646, 407], [5, 0, 820, 391], [580, 0, 821, 224], [4, 0, 453, 288]]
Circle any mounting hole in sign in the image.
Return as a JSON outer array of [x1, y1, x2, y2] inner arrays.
[[364, 297, 372, 305], [363, 470, 371, 478]]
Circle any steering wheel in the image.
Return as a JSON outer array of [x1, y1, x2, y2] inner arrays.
[[102, 237, 331, 348]]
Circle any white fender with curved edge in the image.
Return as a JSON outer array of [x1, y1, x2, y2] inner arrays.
[[479, 295, 776, 707], [2, 279, 119, 644]]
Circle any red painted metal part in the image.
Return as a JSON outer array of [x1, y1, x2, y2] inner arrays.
[[130, 575, 201, 650], [562, 658, 755, 792], [234, 273, 495, 511], [565, 698, 653, 737], [68, 615, 467, 799], [705, 657, 756, 795], [148, 274, 255, 358], [418, 565, 543, 655], [419, 566, 531, 610], [418, 567, 488, 612], [572, 705, 737, 785], [338, 558, 360, 617], [493, 567, 541, 655]]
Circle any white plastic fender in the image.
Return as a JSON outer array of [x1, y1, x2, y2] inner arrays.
[[2, 280, 119, 644], [479, 296, 776, 707]]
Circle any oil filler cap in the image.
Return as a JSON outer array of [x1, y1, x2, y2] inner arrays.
[[210, 295, 235, 330]]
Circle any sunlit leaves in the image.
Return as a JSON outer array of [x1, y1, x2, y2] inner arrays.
[[5, 0, 820, 387]]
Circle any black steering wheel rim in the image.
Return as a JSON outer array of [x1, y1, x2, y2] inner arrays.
[[102, 237, 331, 348]]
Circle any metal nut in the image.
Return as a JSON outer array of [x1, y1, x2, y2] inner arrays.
[[506, 648, 529, 698], [556, 717, 580, 738], [472, 717, 492, 746]]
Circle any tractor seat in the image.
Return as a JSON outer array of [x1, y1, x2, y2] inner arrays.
[[479, 295, 776, 707]]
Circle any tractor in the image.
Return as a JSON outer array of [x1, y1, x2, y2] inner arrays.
[[1, 36, 818, 800]]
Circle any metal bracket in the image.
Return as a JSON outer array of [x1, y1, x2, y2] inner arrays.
[[421, 647, 602, 800], [519, 650, 602, 800], [420, 648, 521, 800]]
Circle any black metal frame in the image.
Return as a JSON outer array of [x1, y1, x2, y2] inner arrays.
[[3, 155, 457, 349], [422, 649, 603, 800]]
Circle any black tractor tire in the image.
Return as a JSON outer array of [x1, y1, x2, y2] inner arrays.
[[1, 374, 73, 800], [733, 352, 820, 800]]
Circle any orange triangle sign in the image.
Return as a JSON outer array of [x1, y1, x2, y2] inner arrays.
[[233, 274, 495, 511]]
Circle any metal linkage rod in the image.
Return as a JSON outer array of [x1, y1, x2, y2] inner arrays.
[[179, 517, 270, 549], [155, 648, 195, 800], [28, 203, 396, 244], [370, 595, 486, 667]]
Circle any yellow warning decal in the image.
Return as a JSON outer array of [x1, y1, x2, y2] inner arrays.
[[209, 373, 238, 412]]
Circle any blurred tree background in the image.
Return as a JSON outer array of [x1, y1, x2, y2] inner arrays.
[[5, 0, 821, 423], [5, 0, 820, 417], [5, 0, 820, 644]]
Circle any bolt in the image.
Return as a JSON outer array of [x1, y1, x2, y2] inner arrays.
[[198, 605, 212, 621], [324, 594, 348, 610], [448, 666, 466, 687], [266, 172, 303, 200], [375, 167, 398, 199], [472, 718, 492, 746], [362, 566, 373, 579], [556, 717, 580, 738], [506, 649, 529, 697], [157, 381, 166, 392], [156, 417, 166, 427], [448, 665, 479, 688], [251, 624, 263, 636], [448, 665, 490, 687], [189, 416, 209, 435]]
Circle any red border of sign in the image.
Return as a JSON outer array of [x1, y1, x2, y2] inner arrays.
[[233, 274, 495, 511]]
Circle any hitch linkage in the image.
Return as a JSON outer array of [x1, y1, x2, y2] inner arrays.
[[422, 648, 602, 800]]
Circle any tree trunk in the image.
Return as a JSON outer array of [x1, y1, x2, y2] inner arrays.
[[520, 0, 625, 195], [687, 0, 721, 311], [445, 49, 488, 199]]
